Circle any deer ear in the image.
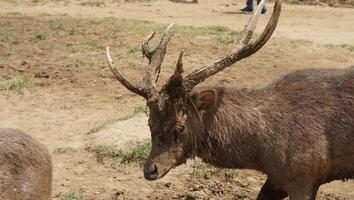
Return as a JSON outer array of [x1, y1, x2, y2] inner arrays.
[[191, 90, 217, 112]]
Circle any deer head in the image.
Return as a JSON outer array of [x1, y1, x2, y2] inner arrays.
[[105, 0, 282, 180]]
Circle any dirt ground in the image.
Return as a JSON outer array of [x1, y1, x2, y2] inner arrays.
[[0, 0, 353, 199]]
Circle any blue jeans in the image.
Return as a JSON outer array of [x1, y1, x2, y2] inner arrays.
[[246, 0, 267, 12]]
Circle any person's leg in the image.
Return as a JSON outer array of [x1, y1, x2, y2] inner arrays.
[[241, 0, 254, 12], [247, 0, 254, 9], [256, 0, 267, 13]]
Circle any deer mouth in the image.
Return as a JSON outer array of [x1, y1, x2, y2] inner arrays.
[[144, 164, 172, 181]]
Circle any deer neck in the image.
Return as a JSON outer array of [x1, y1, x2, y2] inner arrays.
[[192, 89, 266, 171]]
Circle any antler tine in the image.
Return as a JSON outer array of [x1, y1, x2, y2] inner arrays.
[[184, 0, 282, 89], [242, 0, 282, 56], [235, 0, 266, 48], [142, 23, 175, 88], [175, 51, 184, 75], [142, 31, 156, 62], [105, 46, 148, 99]]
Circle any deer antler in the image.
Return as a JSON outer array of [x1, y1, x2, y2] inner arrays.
[[106, 0, 282, 98], [105, 23, 175, 99], [183, 0, 282, 89]]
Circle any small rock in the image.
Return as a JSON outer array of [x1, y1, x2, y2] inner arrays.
[[38, 81, 50, 87], [21, 61, 27, 66], [240, 181, 249, 188], [17, 68, 25, 72], [115, 190, 125, 195], [191, 186, 199, 191], [246, 177, 256, 183], [34, 72, 50, 79], [185, 194, 195, 200], [115, 94, 123, 100], [204, 173, 210, 180], [165, 182, 172, 188]]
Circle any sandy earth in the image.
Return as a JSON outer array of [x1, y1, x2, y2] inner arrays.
[[0, 0, 353, 199], [0, 0, 354, 45]]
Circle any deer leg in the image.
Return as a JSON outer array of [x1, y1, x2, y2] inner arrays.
[[288, 183, 319, 200], [256, 178, 288, 200]]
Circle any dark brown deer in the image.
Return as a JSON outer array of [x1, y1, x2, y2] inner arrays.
[[105, 0, 354, 199], [0, 128, 52, 200]]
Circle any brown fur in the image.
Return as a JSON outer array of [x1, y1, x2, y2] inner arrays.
[[0, 128, 52, 200], [144, 67, 354, 200], [103, 1, 351, 198]]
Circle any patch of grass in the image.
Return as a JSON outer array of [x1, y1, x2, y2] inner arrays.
[[30, 32, 46, 42], [290, 0, 300, 4], [274, 38, 313, 49], [104, 17, 152, 33], [53, 147, 66, 155], [119, 141, 151, 163], [173, 24, 241, 44], [80, 0, 105, 7], [43, 43, 58, 50], [339, 44, 354, 52], [103, 17, 239, 44], [66, 40, 100, 53], [215, 34, 234, 44], [208, 25, 229, 32], [0, 31, 14, 42], [133, 105, 147, 114], [124, 0, 153, 2], [68, 27, 81, 36], [94, 141, 151, 163], [191, 161, 238, 181], [324, 43, 354, 52], [3, 0, 18, 5], [94, 145, 120, 161], [86, 123, 107, 135], [173, 25, 240, 42], [39, 13, 52, 17], [0, 76, 33, 92], [48, 20, 64, 30], [67, 58, 86, 68], [127, 46, 140, 54], [61, 192, 84, 200], [288, 39, 313, 47]]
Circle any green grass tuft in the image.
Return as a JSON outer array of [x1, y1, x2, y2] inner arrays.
[[66, 40, 100, 53], [95, 141, 151, 163], [339, 44, 354, 52], [48, 20, 64, 30], [80, 0, 105, 7], [0, 76, 32, 92], [62, 192, 84, 200], [0, 31, 14, 42], [30, 32, 46, 42], [133, 105, 147, 114], [53, 147, 66, 155], [290, 0, 300, 4], [127, 46, 140, 54]]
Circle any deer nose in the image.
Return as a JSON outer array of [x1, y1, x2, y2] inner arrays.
[[144, 164, 158, 181]]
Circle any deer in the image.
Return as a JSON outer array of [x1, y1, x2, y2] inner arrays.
[[0, 128, 52, 200], [104, 0, 354, 199]]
